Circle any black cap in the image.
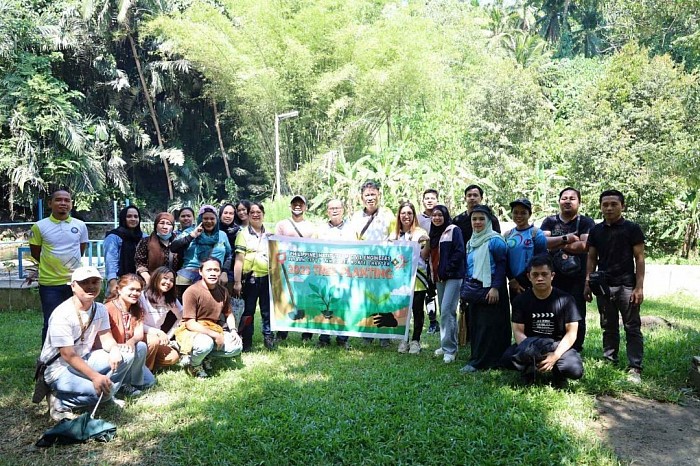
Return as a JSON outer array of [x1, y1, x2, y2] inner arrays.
[[509, 198, 532, 214], [471, 204, 493, 216]]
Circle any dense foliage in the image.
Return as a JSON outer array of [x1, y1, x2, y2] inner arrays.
[[1, 0, 699, 256]]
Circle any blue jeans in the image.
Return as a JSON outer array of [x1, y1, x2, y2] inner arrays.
[[438, 279, 462, 356], [124, 341, 156, 388], [39, 285, 73, 344], [50, 349, 135, 409], [191, 332, 243, 366]]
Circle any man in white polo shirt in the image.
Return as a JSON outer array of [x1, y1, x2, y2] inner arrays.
[[39, 266, 135, 420], [29, 189, 89, 344]]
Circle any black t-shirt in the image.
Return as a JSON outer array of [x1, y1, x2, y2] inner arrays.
[[540, 214, 595, 279], [512, 287, 581, 341], [587, 217, 644, 286], [452, 208, 501, 245]]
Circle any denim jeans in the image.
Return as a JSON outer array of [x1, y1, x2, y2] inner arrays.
[[124, 341, 156, 388], [597, 285, 644, 370], [191, 332, 243, 366], [438, 279, 462, 356], [39, 285, 73, 344], [50, 348, 135, 409]]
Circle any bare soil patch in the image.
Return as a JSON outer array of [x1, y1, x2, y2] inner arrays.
[[596, 394, 700, 465]]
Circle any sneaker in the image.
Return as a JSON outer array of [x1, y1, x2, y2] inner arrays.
[[120, 384, 142, 397], [202, 359, 213, 372], [48, 394, 77, 421], [627, 368, 642, 384], [459, 364, 477, 374], [427, 322, 439, 334], [408, 341, 421, 354], [397, 340, 409, 353], [187, 364, 208, 379], [264, 335, 276, 350], [178, 354, 191, 367], [110, 397, 126, 409], [552, 374, 568, 390], [443, 353, 456, 364], [379, 339, 391, 348], [434, 348, 445, 357]]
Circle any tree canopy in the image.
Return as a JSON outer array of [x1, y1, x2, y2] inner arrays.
[[1, 0, 699, 256]]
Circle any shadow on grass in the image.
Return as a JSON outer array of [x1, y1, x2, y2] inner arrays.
[[12, 302, 700, 464]]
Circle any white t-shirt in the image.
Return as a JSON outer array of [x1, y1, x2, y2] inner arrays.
[[139, 294, 183, 337], [39, 298, 110, 384]]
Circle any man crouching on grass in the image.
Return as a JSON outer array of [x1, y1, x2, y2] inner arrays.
[[39, 266, 135, 421], [501, 255, 583, 388], [176, 257, 242, 378]]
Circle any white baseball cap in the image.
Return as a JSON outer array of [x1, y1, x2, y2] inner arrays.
[[70, 266, 102, 283]]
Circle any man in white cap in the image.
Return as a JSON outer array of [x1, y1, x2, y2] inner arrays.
[[37, 266, 135, 420], [274, 194, 317, 342]]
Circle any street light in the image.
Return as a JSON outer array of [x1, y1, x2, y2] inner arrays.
[[275, 110, 299, 198]]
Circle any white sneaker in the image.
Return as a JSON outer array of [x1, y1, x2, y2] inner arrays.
[[48, 394, 76, 421], [627, 368, 642, 384], [397, 340, 409, 353], [443, 353, 456, 364], [409, 341, 421, 354], [110, 397, 126, 409], [434, 348, 445, 357]]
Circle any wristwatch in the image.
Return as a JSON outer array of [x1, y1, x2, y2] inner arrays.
[[562, 235, 568, 244]]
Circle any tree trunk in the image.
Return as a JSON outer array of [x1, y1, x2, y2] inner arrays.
[[128, 33, 174, 200], [212, 100, 231, 179]]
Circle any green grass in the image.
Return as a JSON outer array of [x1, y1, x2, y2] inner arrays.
[[1, 294, 699, 465]]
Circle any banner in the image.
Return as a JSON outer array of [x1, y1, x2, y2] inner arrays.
[[268, 236, 419, 339]]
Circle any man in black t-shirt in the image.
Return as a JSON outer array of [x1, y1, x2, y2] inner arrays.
[[503, 255, 583, 386], [585, 190, 645, 384], [540, 186, 595, 352]]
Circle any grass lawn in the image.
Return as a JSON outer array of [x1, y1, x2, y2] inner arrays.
[[0, 294, 698, 465]]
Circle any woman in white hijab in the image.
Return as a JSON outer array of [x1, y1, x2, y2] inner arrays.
[[460, 205, 511, 373]]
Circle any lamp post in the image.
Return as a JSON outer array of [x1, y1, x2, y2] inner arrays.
[[274, 110, 299, 199]]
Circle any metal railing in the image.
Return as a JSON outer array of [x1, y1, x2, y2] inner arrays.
[[16, 240, 105, 279]]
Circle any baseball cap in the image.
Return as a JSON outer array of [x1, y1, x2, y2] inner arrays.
[[291, 195, 307, 205], [70, 266, 102, 283], [509, 198, 532, 214]]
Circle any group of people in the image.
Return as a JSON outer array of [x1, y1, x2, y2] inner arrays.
[[29, 180, 645, 421]]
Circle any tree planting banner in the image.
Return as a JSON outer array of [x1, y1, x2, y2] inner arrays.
[[268, 236, 419, 339]]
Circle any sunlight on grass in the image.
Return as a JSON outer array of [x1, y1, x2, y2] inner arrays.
[[1, 293, 698, 465]]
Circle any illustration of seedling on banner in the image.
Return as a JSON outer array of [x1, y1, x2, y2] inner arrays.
[[308, 283, 342, 319]]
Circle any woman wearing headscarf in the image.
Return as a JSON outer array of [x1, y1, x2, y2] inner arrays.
[[429, 205, 465, 364], [134, 212, 182, 287], [171, 205, 232, 295], [104, 205, 147, 295], [460, 205, 511, 373]]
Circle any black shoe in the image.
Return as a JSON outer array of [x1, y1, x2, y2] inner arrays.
[[427, 322, 439, 334], [551, 374, 568, 390], [264, 335, 276, 350], [242, 345, 252, 353]]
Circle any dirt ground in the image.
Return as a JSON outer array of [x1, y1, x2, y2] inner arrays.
[[596, 394, 700, 465]]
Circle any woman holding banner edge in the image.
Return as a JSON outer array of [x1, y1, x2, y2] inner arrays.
[[390, 201, 430, 354], [429, 205, 465, 364]]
